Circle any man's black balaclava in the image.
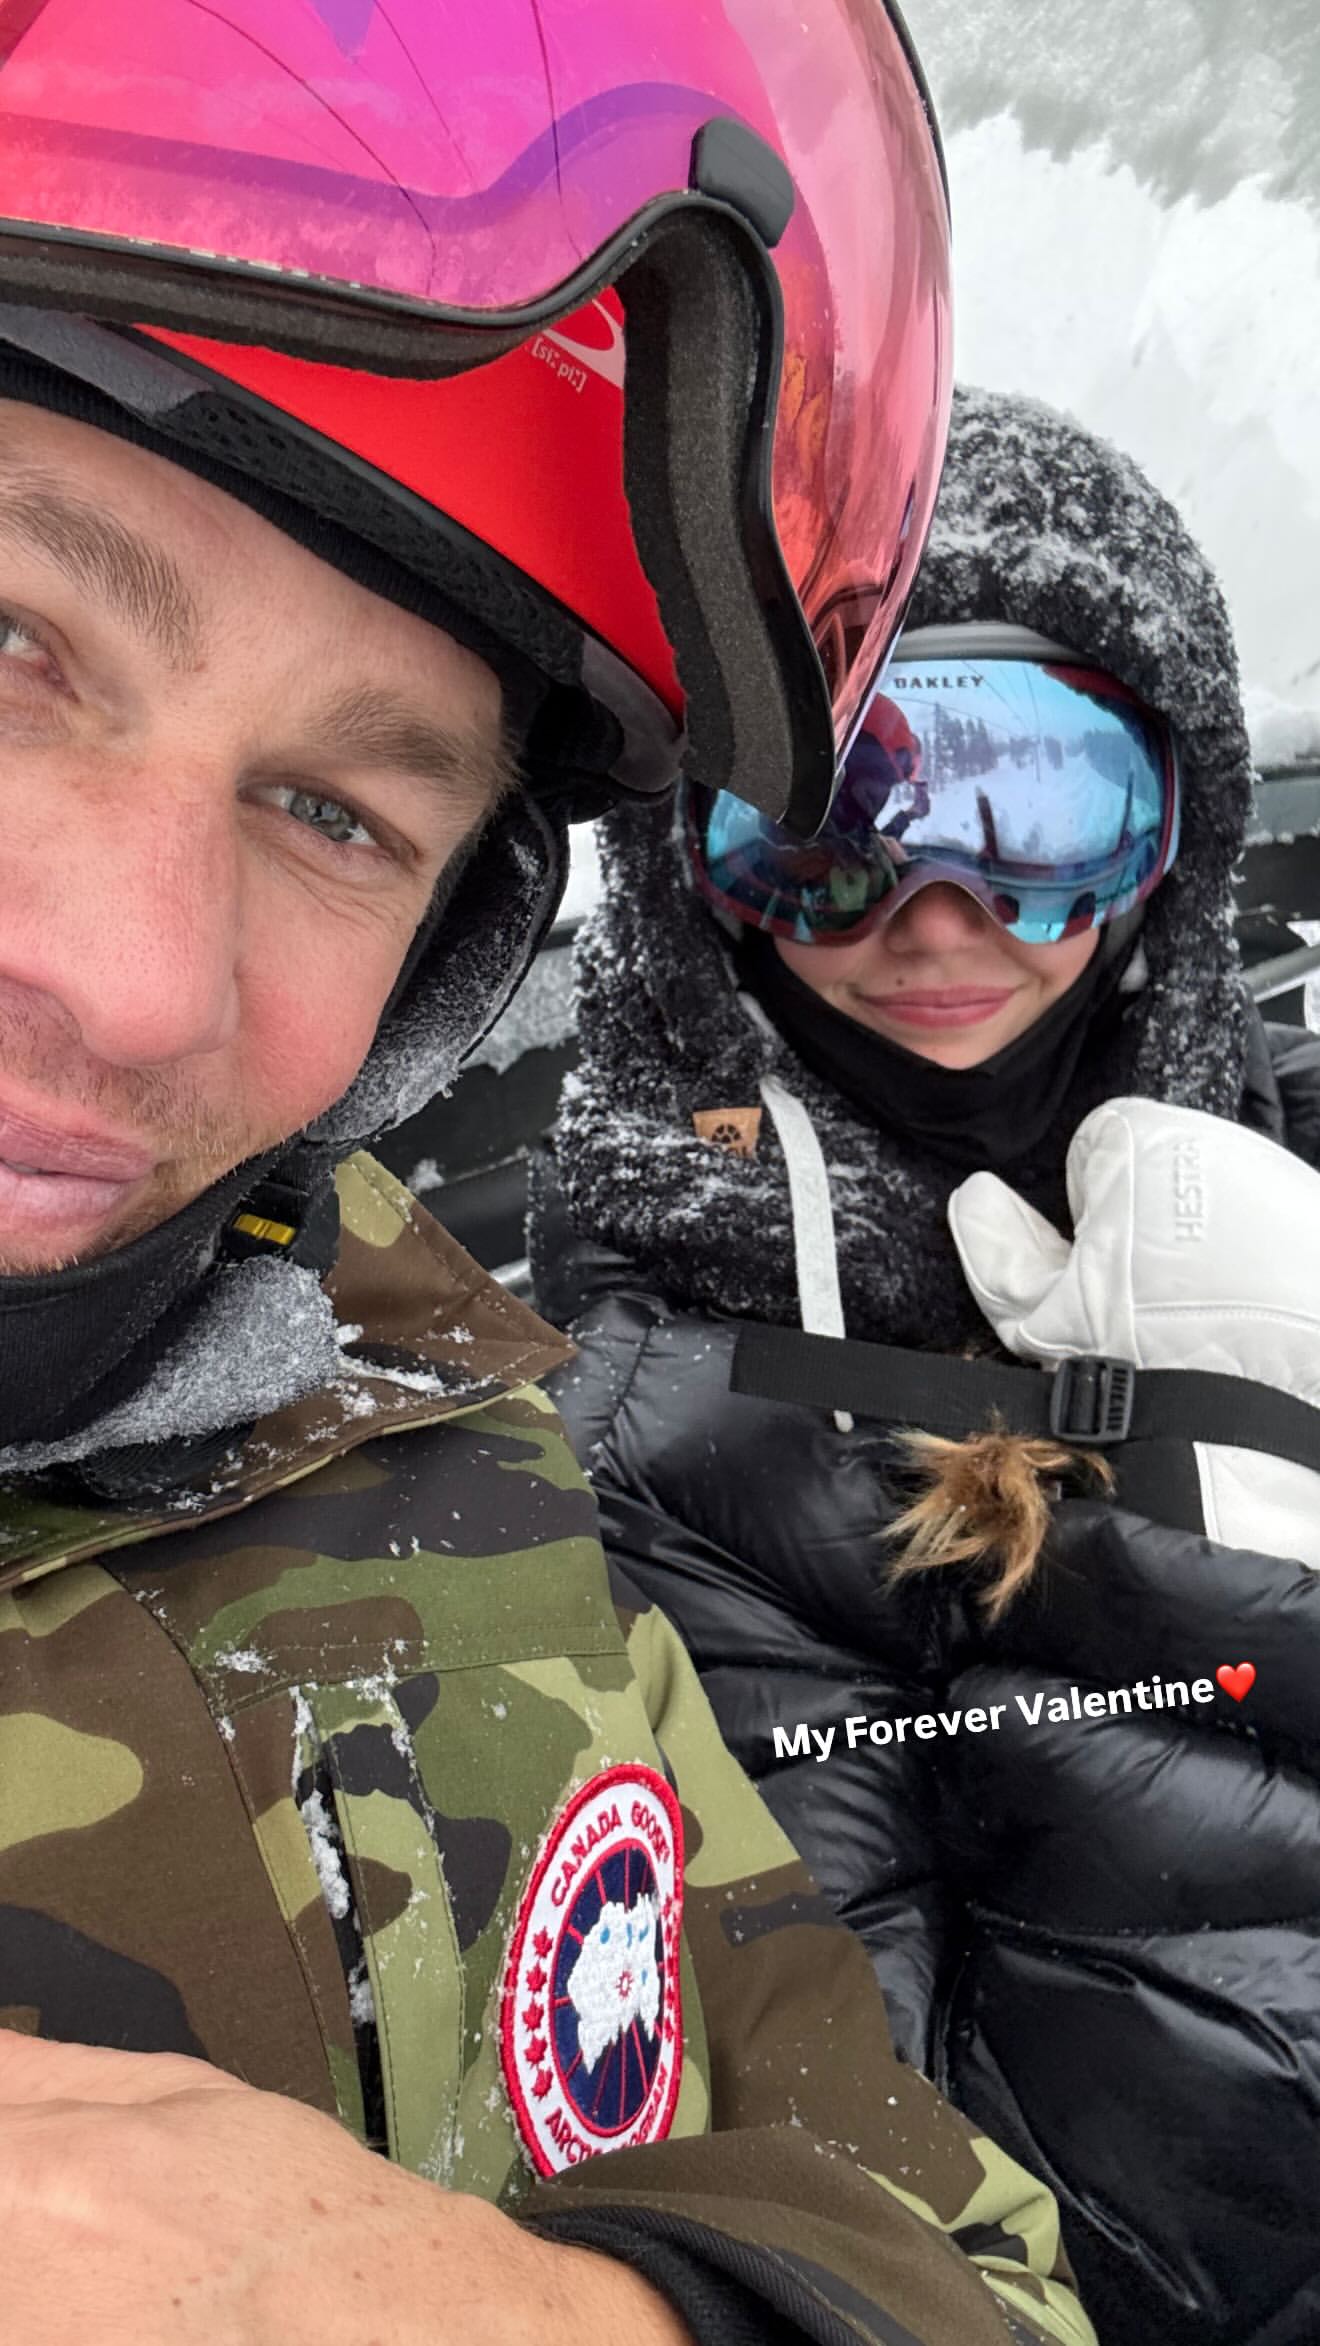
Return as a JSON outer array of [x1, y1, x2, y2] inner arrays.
[[537, 386, 1257, 1353], [0, 322, 573, 1483]]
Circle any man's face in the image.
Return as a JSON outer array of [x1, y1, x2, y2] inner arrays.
[[0, 400, 509, 1275]]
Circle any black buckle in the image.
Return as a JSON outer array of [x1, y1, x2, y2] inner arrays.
[[1048, 1355, 1135, 1445]]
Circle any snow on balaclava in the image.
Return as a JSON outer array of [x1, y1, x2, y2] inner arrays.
[[538, 385, 1255, 1351]]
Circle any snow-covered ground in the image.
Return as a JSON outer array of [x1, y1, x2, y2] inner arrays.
[[901, 0, 1320, 769]]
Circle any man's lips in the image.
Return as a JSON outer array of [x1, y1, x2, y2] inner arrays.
[[0, 1097, 156, 1181], [860, 987, 1018, 1030], [0, 1099, 157, 1250], [0, 1159, 147, 1241]]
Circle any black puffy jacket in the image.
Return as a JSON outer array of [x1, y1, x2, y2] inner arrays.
[[538, 1019, 1320, 2346]]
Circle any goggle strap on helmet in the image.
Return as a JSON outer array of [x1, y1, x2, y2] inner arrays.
[[0, 216, 602, 374], [620, 207, 832, 832]]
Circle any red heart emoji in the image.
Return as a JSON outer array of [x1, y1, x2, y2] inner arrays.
[[1215, 1662, 1256, 1702]]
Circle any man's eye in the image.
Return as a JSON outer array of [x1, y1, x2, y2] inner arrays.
[[0, 610, 59, 679], [267, 785, 375, 850]]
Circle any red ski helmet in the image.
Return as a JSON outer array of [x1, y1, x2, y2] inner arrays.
[[0, 0, 951, 833]]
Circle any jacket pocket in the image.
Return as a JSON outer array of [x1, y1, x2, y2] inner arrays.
[[300, 1679, 466, 2180]]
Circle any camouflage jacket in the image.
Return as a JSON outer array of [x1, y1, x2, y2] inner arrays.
[[0, 1155, 1094, 2346]]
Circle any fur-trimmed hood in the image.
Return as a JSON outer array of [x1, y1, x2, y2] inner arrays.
[[540, 386, 1257, 1349]]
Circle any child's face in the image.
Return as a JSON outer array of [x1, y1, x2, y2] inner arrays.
[[774, 880, 1101, 1069]]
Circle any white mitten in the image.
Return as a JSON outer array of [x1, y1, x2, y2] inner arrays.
[[947, 1099, 1320, 1569]]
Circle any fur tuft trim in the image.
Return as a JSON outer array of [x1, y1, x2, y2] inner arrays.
[[884, 1422, 1113, 1622]]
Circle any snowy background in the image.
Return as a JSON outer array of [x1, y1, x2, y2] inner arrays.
[[902, 0, 1320, 772], [561, 5, 1320, 1010]]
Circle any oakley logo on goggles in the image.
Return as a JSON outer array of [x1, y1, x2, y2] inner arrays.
[[690, 653, 1180, 946]]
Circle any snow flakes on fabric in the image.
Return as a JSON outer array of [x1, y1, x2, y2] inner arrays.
[[310, 790, 566, 1148], [467, 946, 576, 1076], [0, 1259, 342, 1482]]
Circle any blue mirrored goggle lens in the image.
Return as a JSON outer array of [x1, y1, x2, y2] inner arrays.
[[692, 657, 1178, 945]]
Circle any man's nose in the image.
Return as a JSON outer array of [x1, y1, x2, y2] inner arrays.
[[884, 878, 993, 951], [6, 762, 243, 1068]]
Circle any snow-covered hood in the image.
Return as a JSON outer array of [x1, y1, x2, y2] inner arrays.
[[544, 386, 1256, 1353]]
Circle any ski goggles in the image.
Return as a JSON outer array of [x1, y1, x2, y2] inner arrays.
[[690, 641, 1180, 946], [0, 0, 951, 832]]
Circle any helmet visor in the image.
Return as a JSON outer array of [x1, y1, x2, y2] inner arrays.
[[691, 655, 1180, 945], [0, 0, 951, 822]]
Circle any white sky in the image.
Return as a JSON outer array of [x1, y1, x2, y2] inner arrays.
[[902, 0, 1320, 761]]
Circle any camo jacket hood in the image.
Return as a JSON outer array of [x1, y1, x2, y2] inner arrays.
[[0, 1154, 1094, 2346]]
